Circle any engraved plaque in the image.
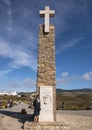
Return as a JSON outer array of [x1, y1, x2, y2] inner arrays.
[[39, 86, 54, 122]]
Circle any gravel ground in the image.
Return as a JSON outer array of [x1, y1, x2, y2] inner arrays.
[[0, 103, 92, 130], [56, 110, 92, 130]]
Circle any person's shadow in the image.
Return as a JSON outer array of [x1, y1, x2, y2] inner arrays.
[[0, 109, 34, 129]]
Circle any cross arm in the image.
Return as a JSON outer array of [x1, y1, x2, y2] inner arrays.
[[49, 11, 55, 17], [39, 10, 45, 17]]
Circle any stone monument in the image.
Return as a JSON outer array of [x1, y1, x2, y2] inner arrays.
[[36, 6, 56, 122], [24, 6, 64, 130]]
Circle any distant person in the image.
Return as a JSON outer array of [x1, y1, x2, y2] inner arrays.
[[10, 100, 13, 108], [33, 95, 41, 122], [7, 100, 10, 108], [62, 101, 65, 110], [0, 100, 2, 107]]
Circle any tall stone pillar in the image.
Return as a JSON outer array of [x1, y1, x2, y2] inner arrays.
[[24, 6, 63, 130], [36, 24, 56, 121]]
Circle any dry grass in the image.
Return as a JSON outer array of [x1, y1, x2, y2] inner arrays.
[[56, 92, 92, 110], [0, 95, 28, 109]]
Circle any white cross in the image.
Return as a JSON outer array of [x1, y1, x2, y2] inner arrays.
[[39, 6, 55, 33]]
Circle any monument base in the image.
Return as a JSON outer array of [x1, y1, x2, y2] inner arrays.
[[39, 86, 54, 122], [24, 121, 70, 130]]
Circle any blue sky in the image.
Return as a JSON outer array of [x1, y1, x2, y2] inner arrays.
[[0, 0, 92, 92]]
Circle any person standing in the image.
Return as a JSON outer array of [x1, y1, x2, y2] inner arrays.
[[10, 100, 13, 108], [33, 95, 41, 122]]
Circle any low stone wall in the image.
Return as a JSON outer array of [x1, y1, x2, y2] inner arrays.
[[24, 122, 70, 130]]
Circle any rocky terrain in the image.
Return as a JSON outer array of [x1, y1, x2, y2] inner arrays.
[[0, 103, 92, 130]]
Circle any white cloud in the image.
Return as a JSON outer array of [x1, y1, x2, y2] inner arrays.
[[57, 72, 73, 85], [55, 0, 91, 54], [0, 39, 37, 71], [3, 0, 10, 6], [57, 34, 86, 54], [61, 38, 81, 50], [61, 72, 68, 77], [3, 0, 13, 32], [57, 71, 92, 85], [23, 78, 36, 88], [82, 72, 92, 81], [57, 72, 82, 85], [57, 78, 68, 84], [54, 0, 90, 32], [0, 69, 12, 77], [8, 81, 20, 88], [0, 1, 38, 71]]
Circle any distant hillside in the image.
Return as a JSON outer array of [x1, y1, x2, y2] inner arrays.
[[56, 88, 92, 93], [56, 88, 92, 110]]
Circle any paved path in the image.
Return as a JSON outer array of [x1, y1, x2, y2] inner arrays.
[[0, 103, 92, 130], [57, 110, 92, 117], [0, 103, 34, 130]]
